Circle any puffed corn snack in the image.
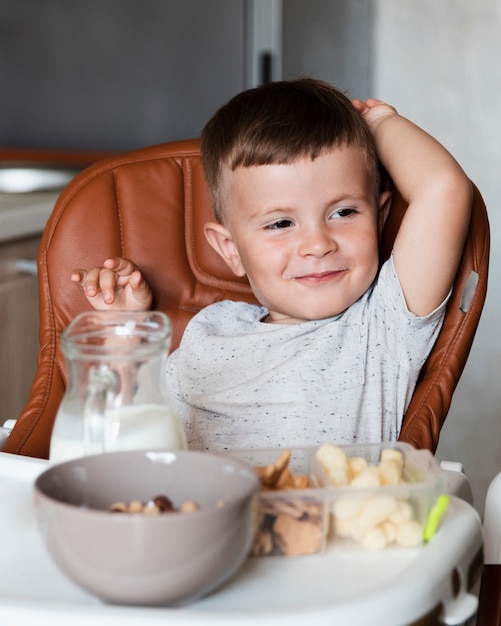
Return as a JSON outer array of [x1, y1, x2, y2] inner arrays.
[[316, 444, 423, 551]]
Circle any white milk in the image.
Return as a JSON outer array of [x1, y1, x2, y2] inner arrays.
[[49, 403, 187, 464]]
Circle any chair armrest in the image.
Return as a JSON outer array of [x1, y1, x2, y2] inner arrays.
[[440, 460, 474, 505], [0, 420, 16, 452]]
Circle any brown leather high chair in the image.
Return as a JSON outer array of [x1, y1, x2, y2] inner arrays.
[[3, 139, 489, 459]]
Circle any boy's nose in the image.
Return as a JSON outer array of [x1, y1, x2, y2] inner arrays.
[[298, 226, 337, 257]]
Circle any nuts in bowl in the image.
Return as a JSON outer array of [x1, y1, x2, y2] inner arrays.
[[33, 450, 259, 606]]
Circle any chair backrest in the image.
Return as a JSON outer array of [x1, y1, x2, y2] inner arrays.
[[3, 139, 489, 459]]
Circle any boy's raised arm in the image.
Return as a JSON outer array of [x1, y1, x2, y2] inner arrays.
[[353, 98, 472, 317]]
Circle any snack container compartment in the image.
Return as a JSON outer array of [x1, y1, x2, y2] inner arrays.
[[225, 443, 446, 556], [224, 447, 329, 558], [314, 442, 447, 552]]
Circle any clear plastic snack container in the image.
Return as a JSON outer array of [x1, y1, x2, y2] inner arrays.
[[223, 446, 329, 557], [224, 442, 446, 557], [314, 442, 447, 552]]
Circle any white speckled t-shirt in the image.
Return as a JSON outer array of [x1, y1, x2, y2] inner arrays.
[[165, 257, 447, 451]]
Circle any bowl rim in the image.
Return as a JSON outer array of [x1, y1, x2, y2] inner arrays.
[[34, 449, 259, 519]]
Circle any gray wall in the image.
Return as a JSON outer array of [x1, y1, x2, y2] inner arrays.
[[0, 0, 246, 151], [283, 0, 374, 98]]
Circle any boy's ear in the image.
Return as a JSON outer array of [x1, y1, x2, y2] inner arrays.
[[204, 222, 247, 277], [377, 190, 392, 236]]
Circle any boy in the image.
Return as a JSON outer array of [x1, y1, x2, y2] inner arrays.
[[72, 79, 472, 451]]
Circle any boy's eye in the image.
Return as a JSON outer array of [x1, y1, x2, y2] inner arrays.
[[332, 207, 356, 218], [266, 219, 294, 230]]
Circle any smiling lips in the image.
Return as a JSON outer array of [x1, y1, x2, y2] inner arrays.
[[284, 268, 348, 283]]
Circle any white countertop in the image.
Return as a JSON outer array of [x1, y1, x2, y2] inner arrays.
[[0, 191, 60, 242]]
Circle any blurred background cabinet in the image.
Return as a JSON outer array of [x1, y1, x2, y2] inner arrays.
[[0, 235, 39, 425]]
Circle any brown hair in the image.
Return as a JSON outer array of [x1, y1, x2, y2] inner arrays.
[[201, 78, 380, 222]]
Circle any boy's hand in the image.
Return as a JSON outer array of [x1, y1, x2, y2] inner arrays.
[[351, 98, 397, 130], [71, 257, 153, 311]]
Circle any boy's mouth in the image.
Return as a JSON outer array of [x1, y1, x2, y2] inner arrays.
[[284, 268, 348, 283]]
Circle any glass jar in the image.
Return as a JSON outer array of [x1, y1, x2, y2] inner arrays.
[[49, 310, 186, 464]]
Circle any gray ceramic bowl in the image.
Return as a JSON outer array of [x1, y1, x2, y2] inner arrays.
[[34, 450, 259, 606]]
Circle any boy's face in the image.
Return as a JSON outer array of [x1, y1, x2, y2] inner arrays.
[[205, 146, 390, 324]]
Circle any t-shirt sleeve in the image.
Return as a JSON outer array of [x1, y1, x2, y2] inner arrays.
[[371, 255, 449, 369]]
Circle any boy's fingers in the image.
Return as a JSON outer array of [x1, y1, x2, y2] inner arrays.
[[73, 267, 113, 302], [95, 269, 120, 303], [351, 98, 367, 113], [365, 97, 386, 107], [70, 259, 151, 309], [70, 269, 84, 283], [104, 257, 137, 277], [130, 270, 150, 290]]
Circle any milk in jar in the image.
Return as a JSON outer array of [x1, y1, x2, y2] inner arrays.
[[49, 311, 186, 464]]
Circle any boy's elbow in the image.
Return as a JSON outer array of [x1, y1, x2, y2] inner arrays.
[[455, 171, 473, 207], [440, 167, 473, 221]]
